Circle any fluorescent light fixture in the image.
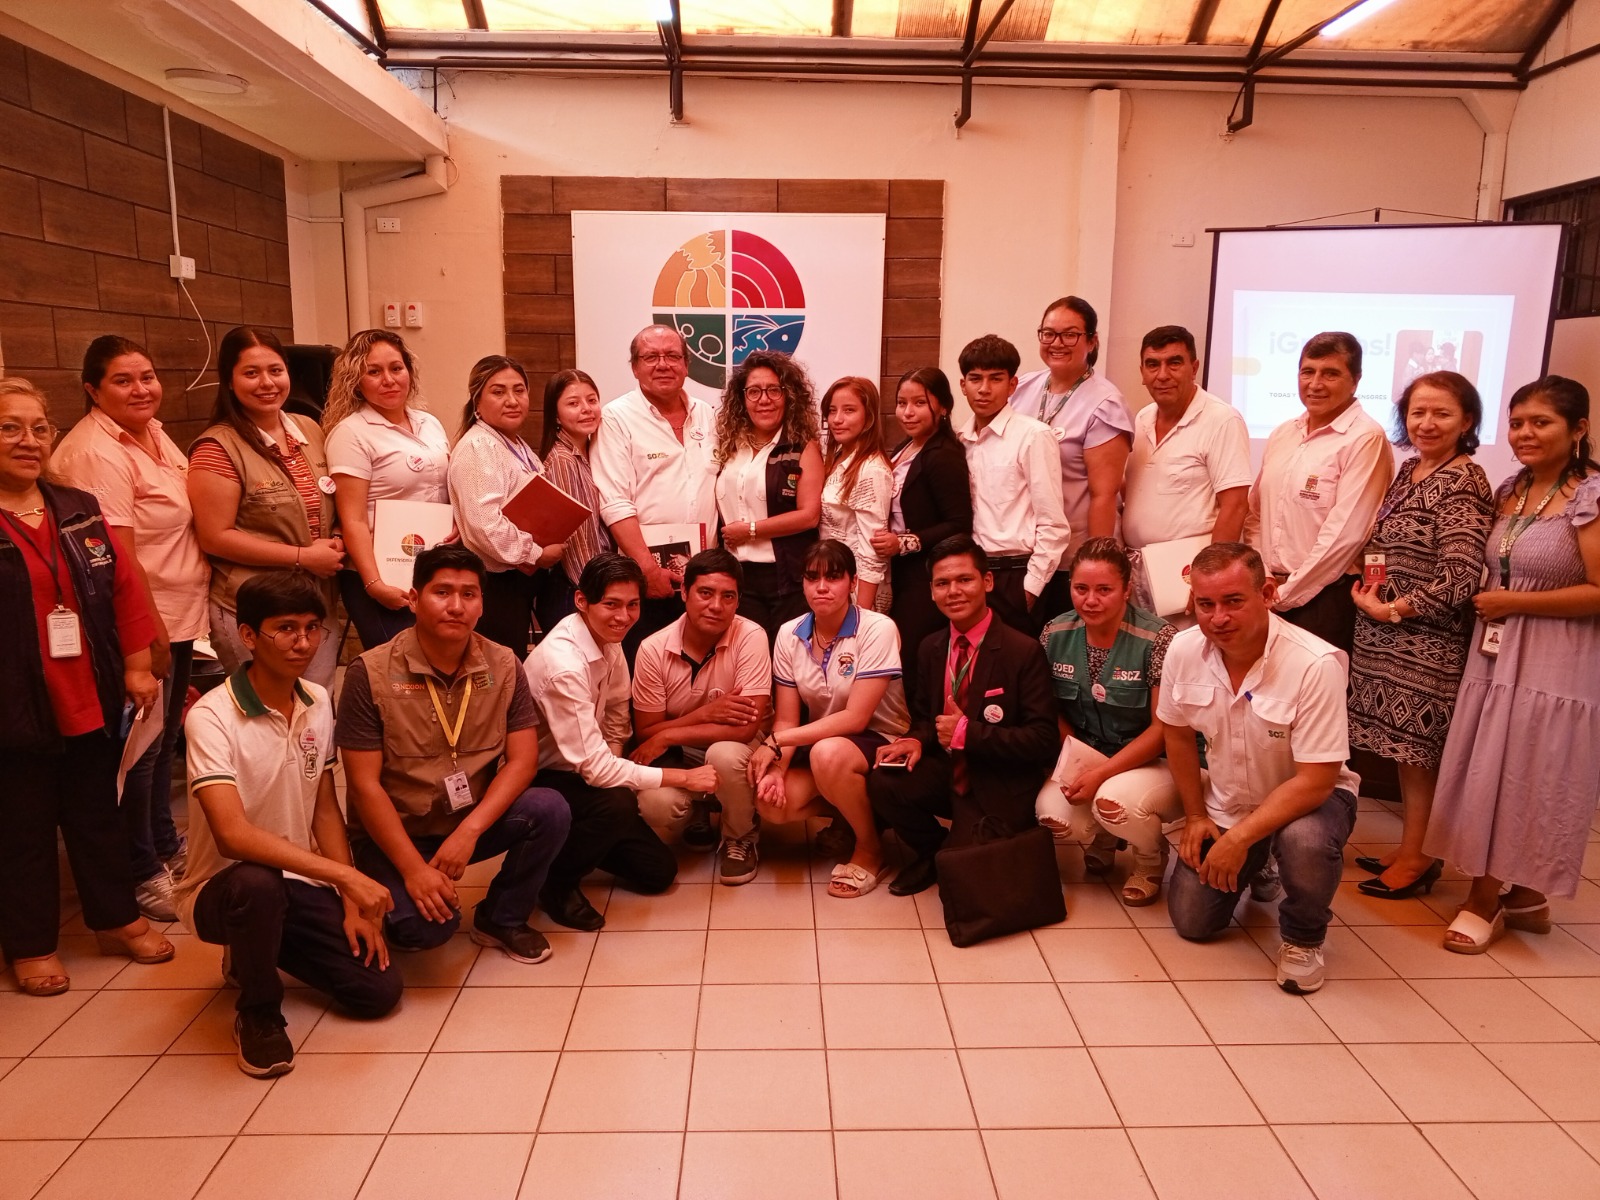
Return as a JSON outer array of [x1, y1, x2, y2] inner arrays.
[[163, 68, 249, 94], [1321, 0, 1401, 38]]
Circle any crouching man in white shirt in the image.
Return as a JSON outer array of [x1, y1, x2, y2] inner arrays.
[[1157, 543, 1359, 995]]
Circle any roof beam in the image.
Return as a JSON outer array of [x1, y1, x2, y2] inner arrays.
[[833, 0, 854, 38], [462, 0, 487, 31], [1518, 0, 1578, 76], [1187, 0, 1224, 45], [656, 0, 684, 122], [956, 0, 1017, 128]]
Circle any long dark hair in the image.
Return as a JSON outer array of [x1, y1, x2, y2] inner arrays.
[[459, 355, 530, 441], [81, 335, 155, 414], [208, 326, 294, 480], [1509, 375, 1598, 478], [894, 366, 955, 440], [1393, 370, 1482, 457], [541, 368, 599, 458]]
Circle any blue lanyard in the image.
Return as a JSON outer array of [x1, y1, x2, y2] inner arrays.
[[491, 428, 537, 474]]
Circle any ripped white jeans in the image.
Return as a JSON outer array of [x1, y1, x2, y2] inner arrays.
[[1035, 761, 1185, 858]]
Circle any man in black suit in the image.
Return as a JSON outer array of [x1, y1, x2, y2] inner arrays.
[[868, 534, 1059, 896]]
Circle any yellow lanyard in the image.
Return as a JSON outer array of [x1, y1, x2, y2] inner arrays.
[[425, 677, 473, 765]]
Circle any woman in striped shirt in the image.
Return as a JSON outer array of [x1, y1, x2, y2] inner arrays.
[[536, 368, 614, 634], [188, 327, 343, 686]]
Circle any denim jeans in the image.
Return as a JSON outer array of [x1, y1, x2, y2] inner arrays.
[[1168, 788, 1356, 947], [352, 786, 571, 950], [122, 640, 193, 880]]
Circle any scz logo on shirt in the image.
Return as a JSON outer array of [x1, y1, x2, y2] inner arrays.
[[1111, 668, 1142, 682], [1266, 728, 1287, 739]]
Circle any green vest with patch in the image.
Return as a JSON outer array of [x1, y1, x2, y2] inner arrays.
[[1040, 605, 1167, 758]]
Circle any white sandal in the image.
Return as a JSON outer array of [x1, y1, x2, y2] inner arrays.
[[1443, 907, 1505, 955], [827, 861, 887, 899]]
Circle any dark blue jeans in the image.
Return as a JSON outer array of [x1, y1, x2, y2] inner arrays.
[[353, 786, 571, 950], [338, 570, 417, 651], [1168, 788, 1356, 948], [122, 640, 193, 880]]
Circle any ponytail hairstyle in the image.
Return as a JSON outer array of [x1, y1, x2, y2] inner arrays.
[[459, 355, 530, 442], [896, 366, 956, 436], [1068, 535, 1133, 588], [81, 335, 155, 415]]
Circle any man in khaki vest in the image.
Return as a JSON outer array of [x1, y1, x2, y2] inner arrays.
[[337, 544, 571, 964]]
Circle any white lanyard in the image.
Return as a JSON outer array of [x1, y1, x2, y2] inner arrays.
[[1036, 369, 1093, 427]]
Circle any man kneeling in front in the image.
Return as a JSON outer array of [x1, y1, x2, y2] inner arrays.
[[1158, 542, 1358, 994]]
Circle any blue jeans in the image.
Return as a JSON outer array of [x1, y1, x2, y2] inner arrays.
[[122, 640, 193, 880], [353, 786, 571, 950], [1168, 788, 1356, 948]]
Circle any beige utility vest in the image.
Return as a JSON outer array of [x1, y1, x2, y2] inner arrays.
[[361, 629, 519, 839], [197, 416, 334, 610]]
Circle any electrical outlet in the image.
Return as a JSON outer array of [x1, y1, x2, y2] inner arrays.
[[168, 255, 196, 280], [404, 302, 424, 328], [382, 303, 401, 328], [376, 217, 401, 233]]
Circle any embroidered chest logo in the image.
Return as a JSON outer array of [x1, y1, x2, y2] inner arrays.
[[298, 728, 320, 779], [1299, 474, 1321, 500], [83, 537, 113, 565], [834, 652, 855, 679], [1111, 668, 1142, 682], [1266, 729, 1287, 739], [646, 451, 669, 460], [1051, 663, 1072, 679]]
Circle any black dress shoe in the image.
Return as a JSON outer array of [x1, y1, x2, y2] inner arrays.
[[539, 887, 605, 932], [1357, 859, 1443, 900], [889, 855, 938, 897], [1353, 855, 1388, 875]]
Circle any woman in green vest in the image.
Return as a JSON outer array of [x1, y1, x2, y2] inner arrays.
[[1037, 538, 1182, 905]]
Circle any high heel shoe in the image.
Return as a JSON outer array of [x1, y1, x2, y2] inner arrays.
[[95, 927, 175, 964], [1357, 859, 1442, 900], [10, 954, 70, 997], [1353, 855, 1389, 875]]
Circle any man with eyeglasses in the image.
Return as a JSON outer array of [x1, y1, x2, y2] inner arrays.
[[591, 323, 720, 658], [337, 543, 571, 964], [179, 572, 401, 1078]]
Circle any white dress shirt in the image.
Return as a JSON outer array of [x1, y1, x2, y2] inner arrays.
[[1156, 617, 1360, 826], [591, 388, 718, 534], [524, 613, 663, 791], [820, 452, 893, 586], [958, 405, 1071, 598], [1247, 404, 1395, 611], [448, 421, 544, 572], [715, 437, 779, 563], [1122, 387, 1254, 549], [324, 405, 451, 528]]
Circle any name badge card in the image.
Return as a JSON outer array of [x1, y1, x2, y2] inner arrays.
[[1479, 620, 1505, 657], [444, 770, 475, 812], [46, 606, 83, 658]]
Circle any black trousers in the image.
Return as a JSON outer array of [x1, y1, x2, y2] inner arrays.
[[337, 570, 417, 651], [535, 769, 678, 896], [890, 555, 943, 701], [193, 863, 402, 1018], [535, 568, 578, 641], [868, 753, 955, 860], [1034, 571, 1076, 628], [736, 562, 807, 648], [988, 565, 1042, 636], [622, 593, 685, 666], [2, 730, 137, 960], [1280, 575, 1359, 655], [480, 569, 538, 660]]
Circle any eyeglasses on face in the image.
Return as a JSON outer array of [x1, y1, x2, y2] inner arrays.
[[0, 421, 57, 444], [637, 351, 686, 365], [260, 623, 328, 650], [744, 385, 785, 402], [1037, 329, 1086, 346]]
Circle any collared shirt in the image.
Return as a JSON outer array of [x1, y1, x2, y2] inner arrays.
[[189, 414, 326, 540], [820, 453, 893, 586], [177, 668, 337, 929], [632, 614, 772, 719], [1011, 368, 1133, 561], [53, 409, 209, 640], [1122, 387, 1254, 549], [325, 405, 451, 528], [716, 437, 781, 563], [889, 440, 921, 533], [1156, 616, 1359, 825], [524, 612, 662, 790], [773, 605, 909, 736], [541, 430, 613, 586], [449, 420, 544, 572], [591, 388, 718, 534], [958, 405, 1071, 598], [1247, 404, 1395, 610], [944, 608, 994, 751]]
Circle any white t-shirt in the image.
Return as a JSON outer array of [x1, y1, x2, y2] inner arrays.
[[1122, 388, 1254, 548], [177, 670, 338, 931], [325, 405, 451, 528], [772, 606, 909, 736], [1156, 617, 1360, 826]]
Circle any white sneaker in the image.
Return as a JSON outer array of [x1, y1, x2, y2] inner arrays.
[[1276, 940, 1325, 994], [135, 868, 178, 922]]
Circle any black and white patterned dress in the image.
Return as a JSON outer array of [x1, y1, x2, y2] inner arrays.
[[1348, 457, 1494, 768]]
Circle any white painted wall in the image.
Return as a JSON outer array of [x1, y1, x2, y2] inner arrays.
[[1505, 0, 1600, 200]]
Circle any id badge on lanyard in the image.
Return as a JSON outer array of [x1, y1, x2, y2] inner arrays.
[[5, 511, 84, 659], [427, 676, 476, 810]]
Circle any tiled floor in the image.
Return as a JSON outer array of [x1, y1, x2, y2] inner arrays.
[[8, 799, 1600, 1199]]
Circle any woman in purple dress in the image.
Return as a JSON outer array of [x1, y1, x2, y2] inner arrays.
[[1426, 376, 1600, 953]]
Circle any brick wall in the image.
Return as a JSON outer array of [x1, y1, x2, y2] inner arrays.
[[0, 35, 292, 448], [501, 175, 944, 443]]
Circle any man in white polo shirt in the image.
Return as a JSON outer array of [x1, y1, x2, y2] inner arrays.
[[1157, 542, 1359, 995], [591, 323, 719, 657], [1247, 331, 1394, 654], [179, 573, 400, 1079], [1122, 325, 1253, 565], [631, 548, 772, 883]]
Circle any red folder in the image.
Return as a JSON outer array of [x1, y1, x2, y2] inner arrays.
[[502, 473, 591, 547]]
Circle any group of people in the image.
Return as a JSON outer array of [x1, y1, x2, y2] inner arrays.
[[2, 297, 1596, 1083]]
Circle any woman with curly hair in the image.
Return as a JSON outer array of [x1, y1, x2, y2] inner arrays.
[[322, 329, 450, 648], [714, 350, 824, 642], [820, 376, 893, 611]]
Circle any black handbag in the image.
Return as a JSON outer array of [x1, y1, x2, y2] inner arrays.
[[935, 816, 1066, 947]]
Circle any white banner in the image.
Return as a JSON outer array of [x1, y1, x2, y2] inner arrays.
[[571, 210, 887, 406]]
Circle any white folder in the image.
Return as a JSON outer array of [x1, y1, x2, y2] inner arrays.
[[1139, 534, 1212, 618]]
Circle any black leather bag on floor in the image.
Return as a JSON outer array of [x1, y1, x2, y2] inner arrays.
[[935, 817, 1066, 947]]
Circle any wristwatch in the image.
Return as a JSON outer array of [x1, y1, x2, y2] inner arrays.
[[1386, 601, 1402, 624]]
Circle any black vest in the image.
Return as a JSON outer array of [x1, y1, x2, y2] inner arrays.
[[765, 440, 817, 592], [0, 484, 128, 751]]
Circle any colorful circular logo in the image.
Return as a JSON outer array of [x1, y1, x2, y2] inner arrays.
[[653, 229, 807, 389], [400, 533, 426, 557]]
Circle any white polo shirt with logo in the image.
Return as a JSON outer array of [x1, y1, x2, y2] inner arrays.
[[591, 388, 719, 534], [1122, 387, 1254, 549], [325, 404, 452, 528], [1155, 616, 1360, 827], [175, 668, 338, 931], [772, 606, 909, 737]]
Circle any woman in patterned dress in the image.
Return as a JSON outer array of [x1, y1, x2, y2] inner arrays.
[[1347, 372, 1493, 899], [1426, 376, 1600, 952]]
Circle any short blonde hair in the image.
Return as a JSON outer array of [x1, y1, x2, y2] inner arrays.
[[0, 377, 49, 408]]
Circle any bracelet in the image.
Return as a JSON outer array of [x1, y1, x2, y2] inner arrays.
[[295, 547, 302, 568], [748, 520, 757, 538], [363, 578, 382, 592], [763, 733, 782, 755]]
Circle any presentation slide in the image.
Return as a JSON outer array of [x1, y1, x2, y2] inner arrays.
[[1207, 223, 1564, 484]]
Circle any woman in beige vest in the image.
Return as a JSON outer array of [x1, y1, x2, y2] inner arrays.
[[189, 327, 344, 686]]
